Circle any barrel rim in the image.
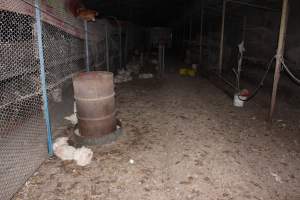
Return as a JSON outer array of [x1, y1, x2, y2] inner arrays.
[[74, 93, 115, 101], [73, 71, 113, 80]]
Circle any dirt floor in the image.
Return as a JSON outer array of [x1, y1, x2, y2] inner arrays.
[[13, 75, 300, 200]]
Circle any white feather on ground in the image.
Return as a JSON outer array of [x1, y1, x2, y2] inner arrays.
[[270, 171, 283, 183], [53, 137, 93, 166]]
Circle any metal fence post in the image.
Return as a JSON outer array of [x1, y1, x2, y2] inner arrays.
[[105, 23, 110, 71], [124, 25, 129, 68], [199, 1, 204, 64], [34, 0, 53, 156], [162, 44, 165, 74], [119, 23, 122, 70], [218, 0, 227, 75], [84, 20, 90, 71], [189, 16, 192, 42]]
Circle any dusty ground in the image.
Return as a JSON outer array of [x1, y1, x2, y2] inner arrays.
[[14, 75, 300, 200]]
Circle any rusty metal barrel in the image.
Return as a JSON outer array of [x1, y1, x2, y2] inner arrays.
[[73, 71, 116, 137]]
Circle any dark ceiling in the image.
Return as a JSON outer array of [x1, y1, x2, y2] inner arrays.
[[84, 0, 192, 26], [84, 0, 282, 26]]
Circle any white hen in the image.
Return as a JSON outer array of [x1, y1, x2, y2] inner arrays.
[[73, 146, 93, 166], [53, 137, 93, 166], [53, 137, 76, 161]]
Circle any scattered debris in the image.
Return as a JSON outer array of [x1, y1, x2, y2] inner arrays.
[[281, 123, 287, 128], [126, 62, 140, 74], [138, 73, 154, 79], [270, 171, 283, 183], [129, 159, 135, 164], [114, 69, 132, 83], [150, 59, 158, 65], [53, 137, 93, 166], [276, 119, 287, 128]]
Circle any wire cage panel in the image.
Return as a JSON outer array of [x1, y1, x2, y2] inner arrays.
[[0, 5, 48, 200], [0, 1, 122, 199]]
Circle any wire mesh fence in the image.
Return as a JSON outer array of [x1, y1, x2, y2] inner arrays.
[[87, 21, 106, 71], [0, 0, 119, 199], [106, 23, 122, 73], [0, 2, 47, 200]]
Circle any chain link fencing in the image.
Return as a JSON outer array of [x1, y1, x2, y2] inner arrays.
[[0, 1, 120, 199]]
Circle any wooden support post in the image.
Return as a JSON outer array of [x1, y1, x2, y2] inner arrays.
[[269, 0, 289, 120], [218, 0, 227, 74]]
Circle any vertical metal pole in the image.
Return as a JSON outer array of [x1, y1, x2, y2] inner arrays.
[[183, 17, 186, 46], [158, 44, 162, 75], [140, 52, 144, 68], [124, 25, 129, 68], [34, 0, 53, 156], [269, 0, 289, 120], [199, 2, 204, 63], [162, 44, 165, 74], [105, 23, 110, 71], [242, 16, 247, 42], [119, 23, 122, 69], [189, 16, 192, 41], [218, 0, 227, 74], [183, 2, 186, 47], [84, 20, 90, 71]]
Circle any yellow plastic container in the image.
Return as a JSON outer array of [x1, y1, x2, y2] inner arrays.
[[179, 68, 197, 77], [187, 69, 196, 77], [179, 68, 188, 76]]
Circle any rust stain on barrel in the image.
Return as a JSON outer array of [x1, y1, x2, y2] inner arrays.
[[73, 71, 116, 137]]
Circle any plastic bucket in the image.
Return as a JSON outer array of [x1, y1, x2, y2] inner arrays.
[[233, 94, 247, 107]]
